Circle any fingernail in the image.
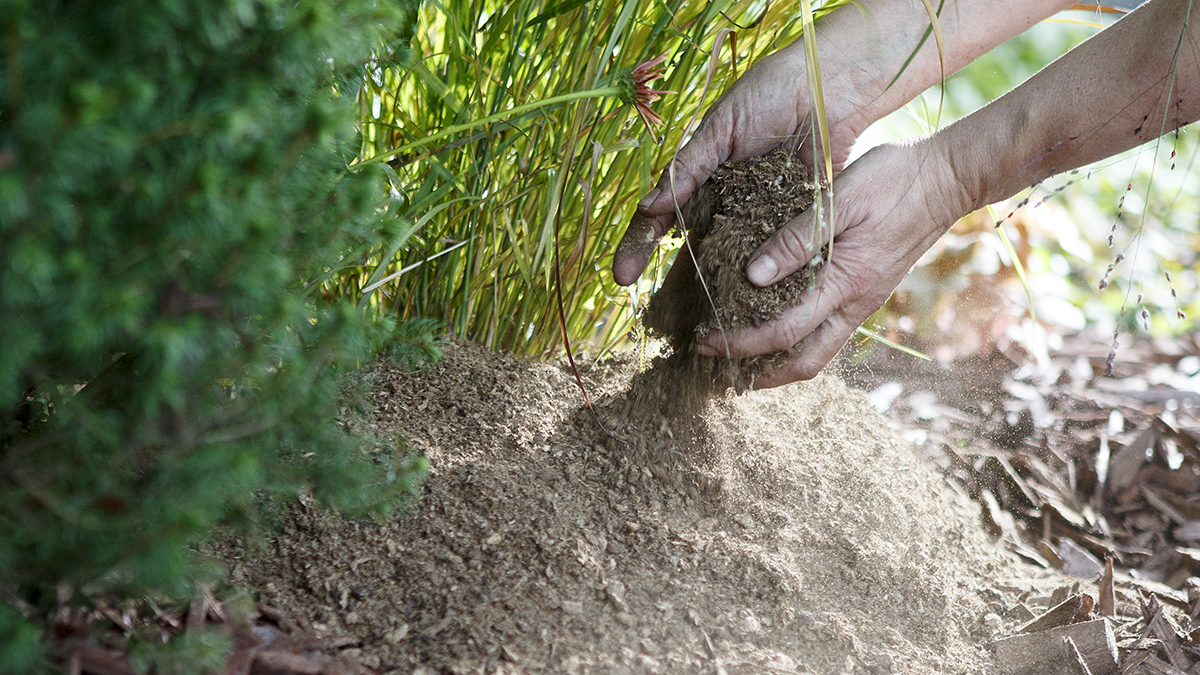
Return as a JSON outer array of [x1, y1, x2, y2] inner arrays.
[[637, 188, 661, 211], [747, 256, 778, 286]]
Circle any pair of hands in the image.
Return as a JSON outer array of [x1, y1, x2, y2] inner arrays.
[[615, 0, 1195, 388], [614, 48, 967, 388]]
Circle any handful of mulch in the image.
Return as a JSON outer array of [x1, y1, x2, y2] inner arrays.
[[644, 147, 821, 390]]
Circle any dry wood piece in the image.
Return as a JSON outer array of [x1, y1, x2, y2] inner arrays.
[[56, 639, 136, 675], [1005, 603, 1037, 624], [1018, 594, 1084, 633], [993, 619, 1118, 675], [1187, 577, 1200, 623], [1123, 648, 1157, 673], [1106, 425, 1156, 495], [1144, 597, 1190, 671], [1116, 573, 1190, 608], [1131, 654, 1191, 675], [253, 650, 328, 675], [1099, 557, 1116, 617], [1065, 638, 1094, 675], [1052, 584, 1079, 609], [1040, 540, 1066, 568], [1058, 539, 1104, 579], [1175, 521, 1200, 543]]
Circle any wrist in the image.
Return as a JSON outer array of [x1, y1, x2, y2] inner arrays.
[[818, 0, 1076, 136], [936, 93, 1046, 214], [805, 1, 941, 138], [908, 132, 978, 231]]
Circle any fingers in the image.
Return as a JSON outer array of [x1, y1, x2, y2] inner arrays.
[[741, 312, 861, 388], [746, 217, 817, 287], [694, 277, 832, 358], [745, 194, 843, 287], [613, 213, 662, 286], [639, 119, 730, 217], [694, 285, 873, 390]]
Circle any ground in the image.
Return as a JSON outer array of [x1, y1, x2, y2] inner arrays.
[[52, 332, 1200, 675], [45, 150, 1200, 675], [212, 147, 1200, 675], [232, 339, 1028, 674]]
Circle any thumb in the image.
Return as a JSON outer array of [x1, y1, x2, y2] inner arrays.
[[746, 204, 829, 287]]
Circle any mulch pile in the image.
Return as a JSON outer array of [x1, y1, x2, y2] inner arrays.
[[36, 327, 1200, 675], [222, 341, 1005, 674]]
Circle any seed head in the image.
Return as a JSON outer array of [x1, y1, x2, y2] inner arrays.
[[617, 54, 675, 144]]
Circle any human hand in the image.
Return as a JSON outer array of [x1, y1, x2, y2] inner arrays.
[[693, 138, 970, 388], [612, 41, 868, 287]]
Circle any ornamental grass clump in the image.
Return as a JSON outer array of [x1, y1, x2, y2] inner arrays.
[[344, 0, 855, 357], [0, 0, 428, 669]]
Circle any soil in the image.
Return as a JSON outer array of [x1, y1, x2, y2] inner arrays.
[[643, 148, 820, 390], [225, 339, 1035, 674]]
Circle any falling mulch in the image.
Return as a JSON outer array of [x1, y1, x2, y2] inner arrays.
[[643, 147, 820, 391]]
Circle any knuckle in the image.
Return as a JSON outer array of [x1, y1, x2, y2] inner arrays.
[[773, 321, 806, 353], [681, 116, 729, 168], [766, 299, 819, 353], [613, 217, 664, 286], [824, 262, 885, 310], [791, 344, 824, 381], [833, 275, 872, 307], [769, 226, 811, 270], [793, 361, 820, 382], [772, 354, 818, 386]]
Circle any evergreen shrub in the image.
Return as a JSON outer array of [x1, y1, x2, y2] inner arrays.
[[0, 0, 427, 668]]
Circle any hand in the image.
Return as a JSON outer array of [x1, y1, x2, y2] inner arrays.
[[693, 138, 970, 388], [612, 41, 868, 287]]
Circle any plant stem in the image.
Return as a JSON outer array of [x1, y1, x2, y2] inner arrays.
[[357, 86, 623, 166]]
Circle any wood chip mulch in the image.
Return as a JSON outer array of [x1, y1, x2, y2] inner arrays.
[[841, 328, 1200, 675], [43, 584, 375, 675]]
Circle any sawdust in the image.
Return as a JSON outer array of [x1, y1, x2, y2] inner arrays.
[[225, 340, 1034, 674]]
